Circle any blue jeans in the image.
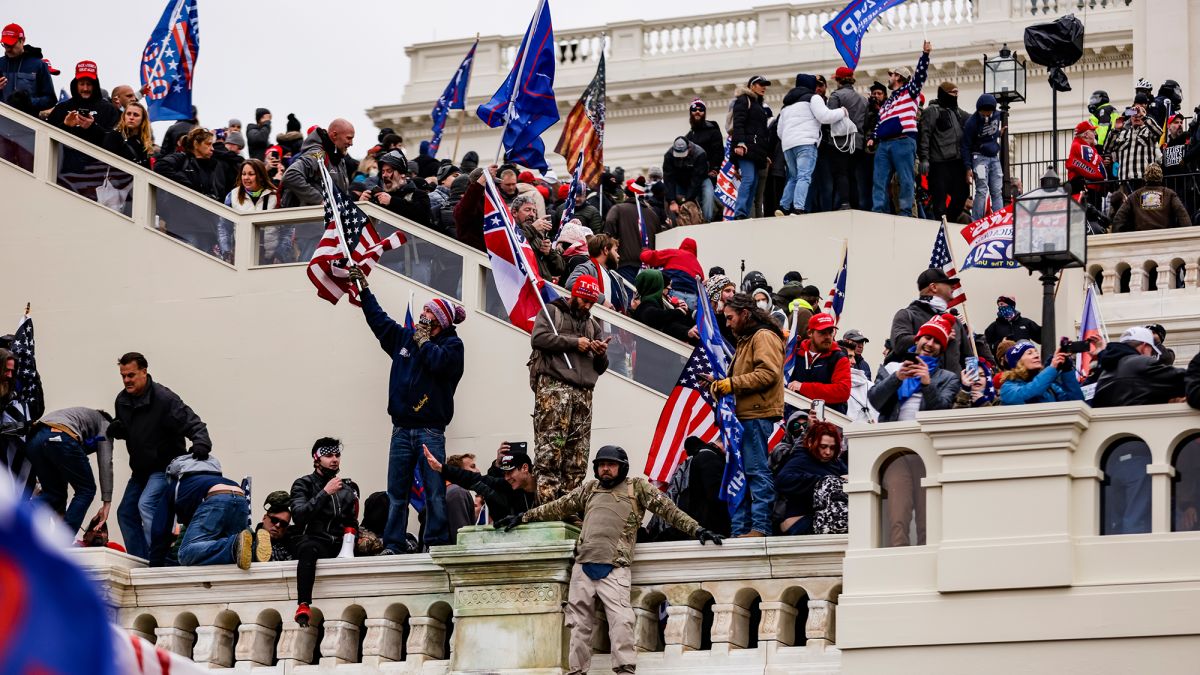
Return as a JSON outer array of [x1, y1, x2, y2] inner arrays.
[[117, 471, 170, 559], [781, 145, 818, 212], [27, 425, 96, 535], [734, 157, 759, 218], [385, 426, 449, 551], [178, 493, 251, 566], [872, 136, 917, 215], [698, 176, 716, 221], [731, 418, 778, 536], [971, 154, 1004, 220]]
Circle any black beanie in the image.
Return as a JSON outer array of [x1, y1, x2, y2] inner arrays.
[[255, 107, 270, 123], [286, 113, 301, 133]]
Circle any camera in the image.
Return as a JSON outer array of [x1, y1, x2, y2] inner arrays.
[[1059, 337, 1090, 354]]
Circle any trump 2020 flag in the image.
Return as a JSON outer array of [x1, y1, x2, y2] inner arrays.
[[716, 140, 739, 221], [960, 205, 1019, 270], [824, 0, 908, 69], [140, 0, 200, 122], [824, 243, 849, 322], [430, 40, 477, 158], [481, 170, 557, 331], [476, 0, 559, 171]]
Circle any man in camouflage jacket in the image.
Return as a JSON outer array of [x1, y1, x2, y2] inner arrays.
[[497, 446, 724, 674]]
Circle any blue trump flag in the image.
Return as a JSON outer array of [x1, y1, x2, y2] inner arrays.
[[430, 40, 477, 158], [695, 278, 746, 514], [404, 298, 428, 513], [140, 0, 200, 122], [476, 0, 559, 171], [823, 0, 907, 69]]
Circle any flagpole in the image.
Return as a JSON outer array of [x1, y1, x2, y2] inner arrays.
[[452, 34, 480, 163], [494, 0, 548, 167], [321, 161, 362, 293], [940, 217, 978, 360]]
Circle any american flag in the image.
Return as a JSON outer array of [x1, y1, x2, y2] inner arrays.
[[554, 53, 605, 187], [824, 243, 849, 321], [306, 163, 405, 305], [556, 150, 585, 231], [1, 316, 42, 495], [644, 345, 722, 483], [140, 0, 200, 121], [929, 221, 965, 308]]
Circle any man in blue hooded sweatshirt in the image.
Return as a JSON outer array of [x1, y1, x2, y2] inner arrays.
[[963, 94, 1005, 220]]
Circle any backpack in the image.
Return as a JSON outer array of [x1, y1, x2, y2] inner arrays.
[[829, 115, 858, 153]]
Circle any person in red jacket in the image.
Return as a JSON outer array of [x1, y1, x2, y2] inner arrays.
[[640, 237, 704, 310], [1067, 120, 1107, 211], [785, 313, 852, 414]]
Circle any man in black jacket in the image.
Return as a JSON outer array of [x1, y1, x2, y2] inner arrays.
[[1092, 327, 1185, 407], [685, 100, 724, 221], [663, 137, 711, 222], [110, 352, 210, 561], [730, 75, 772, 219], [363, 150, 433, 228], [889, 269, 972, 373], [425, 444, 537, 523], [48, 61, 119, 149], [246, 108, 271, 161], [290, 437, 360, 627], [983, 295, 1042, 355]]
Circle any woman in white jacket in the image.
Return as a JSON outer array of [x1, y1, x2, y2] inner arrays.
[[776, 74, 847, 215], [223, 159, 286, 264]]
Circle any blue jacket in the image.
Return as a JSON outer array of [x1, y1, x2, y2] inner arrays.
[[961, 96, 1003, 168], [0, 51, 56, 112], [775, 449, 847, 533], [360, 290, 465, 430], [999, 366, 1085, 405]]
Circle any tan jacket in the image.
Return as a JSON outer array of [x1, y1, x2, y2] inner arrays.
[[730, 325, 785, 419]]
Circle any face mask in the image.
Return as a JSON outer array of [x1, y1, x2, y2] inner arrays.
[[756, 300, 770, 311], [928, 296, 948, 312], [998, 305, 1017, 320]]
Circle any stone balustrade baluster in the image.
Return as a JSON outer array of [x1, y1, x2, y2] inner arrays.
[[319, 619, 362, 666], [276, 623, 319, 668], [805, 599, 837, 650], [1185, 260, 1198, 288], [192, 625, 236, 668], [234, 623, 278, 668], [633, 604, 662, 652], [757, 601, 799, 647], [361, 617, 405, 667], [663, 604, 703, 656], [709, 602, 752, 652], [152, 626, 195, 659], [406, 615, 448, 663]]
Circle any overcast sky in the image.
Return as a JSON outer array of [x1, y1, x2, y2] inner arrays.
[[13, 0, 738, 145]]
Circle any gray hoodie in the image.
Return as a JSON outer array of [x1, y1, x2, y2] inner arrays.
[[37, 407, 114, 501], [281, 128, 351, 207], [826, 84, 868, 151]]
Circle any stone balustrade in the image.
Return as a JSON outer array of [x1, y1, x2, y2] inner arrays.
[[78, 523, 845, 673]]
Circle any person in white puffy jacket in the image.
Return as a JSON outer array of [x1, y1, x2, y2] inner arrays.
[[776, 74, 847, 215]]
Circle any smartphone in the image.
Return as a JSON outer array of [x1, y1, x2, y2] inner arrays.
[[507, 441, 528, 454], [811, 399, 826, 421], [901, 353, 921, 363], [965, 356, 979, 380]]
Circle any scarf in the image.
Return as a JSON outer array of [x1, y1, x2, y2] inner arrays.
[[897, 350, 941, 404], [590, 258, 607, 297], [927, 295, 948, 312]]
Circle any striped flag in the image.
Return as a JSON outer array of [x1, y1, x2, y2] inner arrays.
[[1, 315, 41, 495], [929, 221, 965, 308], [554, 53, 605, 187], [715, 139, 739, 221], [644, 345, 722, 483], [1077, 282, 1106, 384], [782, 307, 800, 379], [481, 170, 557, 331], [556, 150, 585, 231], [139, 0, 200, 121], [306, 162, 405, 306], [824, 243, 848, 322]]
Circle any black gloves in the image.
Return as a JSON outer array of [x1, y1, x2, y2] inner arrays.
[[494, 513, 525, 531], [697, 528, 724, 546], [106, 419, 126, 440], [190, 446, 211, 461]]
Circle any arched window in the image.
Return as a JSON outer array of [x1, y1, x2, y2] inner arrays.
[[1100, 439, 1152, 535], [1173, 436, 1200, 532], [879, 451, 926, 547]]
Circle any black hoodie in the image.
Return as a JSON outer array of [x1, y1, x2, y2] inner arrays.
[[47, 74, 119, 147], [1092, 342, 1184, 408]]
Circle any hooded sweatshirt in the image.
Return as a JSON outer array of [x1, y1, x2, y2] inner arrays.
[[47, 74, 119, 147], [0, 45, 55, 113], [640, 237, 703, 297], [778, 75, 846, 151], [281, 127, 351, 207], [961, 94, 1003, 167]]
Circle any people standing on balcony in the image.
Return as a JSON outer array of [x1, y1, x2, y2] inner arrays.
[[869, 314, 960, 422], [25, 407, 114, 537], [1086, 90, 1118, 155], [1161, 115, 1194, 215], [1108, 105, 1161, 193], [729, 75, 773, 219], [998, 342, 1085, 405], [1091, 327, 1185, 408], [963, 94, 1004, 221], [776, 74, 848, 217], [918, 82, 969, 223], [0, 24, 56, 117], [496, 445, 721, 675], [983, 296, 1041, 356], [280, 119, 355, 207], [425, 443, 537, 523], [246, 108, 271, 161], [255, 490, 294, 562], [774, 420, 848, 536], [47, 61, 118, 147], [685, 98, 724, 220], [102, 101, 153, 168], [1112, 163, 1191, 231], [825, 67, 869, 211], [605, 181, 658, 286], [786, 313, 852, 415], [361, 149, 434, 228], [870, 41, 931, 216], [565, 234, 628, 313], [108, 351, 211, 561], [290, 438, 360, 627], [347, 266, 466, 554], [890, 269, 970, 373], [706, 292, 784, 537], [529, 277, 610, 504], [662, 136, 711, 223]]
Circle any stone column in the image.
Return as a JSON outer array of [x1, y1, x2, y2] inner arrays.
[[361, 617, 405, 667], [708, 603, 751, 651], [192, 625, 235, 668], [406, 616, 447, 664], [430, 523, 578, 673], [152, 627, 195, 659], [662, 605, 703, 656], [805, 600, 836, 649], [234, 623, 277, 668], [276, 623, 318, 668], [757, 601, 799, 646], [318, 619, 361, 666]]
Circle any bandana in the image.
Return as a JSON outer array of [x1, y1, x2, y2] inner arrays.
[[314, 442, 342, 458], [998, 305, 1017, 321]]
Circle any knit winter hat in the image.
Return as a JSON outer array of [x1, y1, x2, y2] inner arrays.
[[557, 221, 593, 249], [286, 113, 301, 133], [225, 131, 246, 147], [689, 98, 706, 112], [1144, 162, 1164, 184], [572, 275, 602, 303], [706, 274, 735, 302], [255, 107, 270, 122], [1005, 341, 1038, 369], [916, 313, 957, 350], [424, 298, 467, 329]]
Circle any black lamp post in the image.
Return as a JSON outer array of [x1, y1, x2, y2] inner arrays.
[[983, 44, 1027, 205], [1013, 167, 1087, 361]]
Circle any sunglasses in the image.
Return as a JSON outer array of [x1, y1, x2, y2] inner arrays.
[[268, 515, 290, 527]]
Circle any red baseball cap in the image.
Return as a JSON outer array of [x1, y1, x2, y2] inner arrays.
[[74, 60, 98, 81], [42, 59, 59, 76], [834, 66, 855, 80], [807, 313, 837, 332], [572, 275, 602, 303], [1074, 120, 1096, 134], [1, 23, 23, 47]]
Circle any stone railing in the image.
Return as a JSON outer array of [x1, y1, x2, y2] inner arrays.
[[1015, 0, 1133, 17], [77, 523, 845, 672], [1087, 228, 1200, 296]]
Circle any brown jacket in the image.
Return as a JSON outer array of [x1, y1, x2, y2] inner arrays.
[[729, 324, 785, 420], [529, 299, 609, 390], [1113, 185, 1191, 232]]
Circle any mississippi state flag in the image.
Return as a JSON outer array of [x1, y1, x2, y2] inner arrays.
[[481, 172, 557, 331]]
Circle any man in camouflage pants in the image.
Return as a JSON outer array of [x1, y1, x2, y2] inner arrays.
[[529, 275, 610, 504], [497, 446, 724, 674]]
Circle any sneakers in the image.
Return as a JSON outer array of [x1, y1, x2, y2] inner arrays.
[[295, 603, 311, 628], [774, 208, 790, 217], [252, 528, 272, 563], [233, 529, 253, 570]]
